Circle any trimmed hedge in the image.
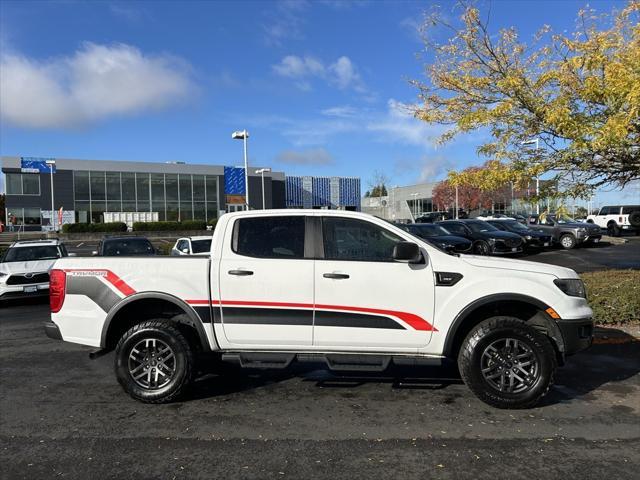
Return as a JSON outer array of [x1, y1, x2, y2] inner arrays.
[[132, 221, 207, 231], [581, 270, 640, 325], [62, 222, 127, 233]]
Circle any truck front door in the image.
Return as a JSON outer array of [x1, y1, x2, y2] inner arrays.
[[313, 216, 435, 352]]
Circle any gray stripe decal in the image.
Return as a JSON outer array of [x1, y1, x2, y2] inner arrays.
[[67, 276, 121, 313], [221, 307, 313, 326]]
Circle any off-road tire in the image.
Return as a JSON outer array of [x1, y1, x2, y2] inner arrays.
[[628, 211, 640, 228], [115, 319, 195, 403], [607, 222, 620, 237], [559, 233, 576, 249], [458, 316, 557, 409]]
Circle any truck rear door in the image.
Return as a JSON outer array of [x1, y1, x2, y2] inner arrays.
[[217, 214, 314, 347]]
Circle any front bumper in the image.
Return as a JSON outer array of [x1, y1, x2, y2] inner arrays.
[[0, 284, 49, 301], [557, 317, 594, 355], [577, 234, 602, 244], [44, 320, 62, 340], [491, 243, 523, 255]]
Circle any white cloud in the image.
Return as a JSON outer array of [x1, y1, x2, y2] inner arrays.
[[0, 42, 196, 129], [272, 55, 324, 78], [321, 105, 358, 118], [366, 99, 444, 149], [328, 56, 361, 90], [275, 148, 335, 165], [262, 0, 309, 46], [272, 54, 365, 92]]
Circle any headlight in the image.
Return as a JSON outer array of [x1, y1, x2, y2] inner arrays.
[[554, 278, 586, 298], [525, 235, 532, 240]]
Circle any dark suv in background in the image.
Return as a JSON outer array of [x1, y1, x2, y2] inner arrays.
[[395, 223, 472, 253], [485, 219, 552, 251], [437, 220, 524, 255], [92, 237, 156, 256], [528, 214, 602, 249]]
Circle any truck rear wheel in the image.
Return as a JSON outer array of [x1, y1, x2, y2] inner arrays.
[[114, 319, 195, 403], [458, 317, 556, 409]]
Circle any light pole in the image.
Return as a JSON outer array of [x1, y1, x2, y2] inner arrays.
[[522, 138, 540, 214], [232, 130, 250, 210], [410, 192, 419, 221], [45, 159, 56, 231], [455, 185, 459, 219], [255, 168, 271, 210]]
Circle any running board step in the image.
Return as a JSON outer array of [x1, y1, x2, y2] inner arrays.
[[324, 354, 390, 372], [222, 353, 295, 369]]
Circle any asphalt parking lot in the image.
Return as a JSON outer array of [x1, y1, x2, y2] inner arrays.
[[525, 236, 640, 272], [1, 299, 639, 480]]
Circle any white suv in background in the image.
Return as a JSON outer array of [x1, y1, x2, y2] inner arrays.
[[0, 240, 70, 301], [170, 236, 212, 256], [586, 205, 640, 236]]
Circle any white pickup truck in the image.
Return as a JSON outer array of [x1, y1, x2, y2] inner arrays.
[[45, 210, 594, 409]]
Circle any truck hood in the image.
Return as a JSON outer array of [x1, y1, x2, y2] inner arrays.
[[0, 259, 57, 275], [460, 254, 578, 279]]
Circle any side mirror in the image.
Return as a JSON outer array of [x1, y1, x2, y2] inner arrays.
[[67, 253, 77, 257], [182, 248, 189, 254], [392, 241, 422, 263], [92, 251, 98, 256]]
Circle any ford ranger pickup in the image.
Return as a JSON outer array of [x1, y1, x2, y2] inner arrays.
[[45, 210, 594, 409]]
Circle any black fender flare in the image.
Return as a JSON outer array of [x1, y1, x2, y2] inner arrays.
[[100, 291, 214, 351], [442, 293, 565, 358]]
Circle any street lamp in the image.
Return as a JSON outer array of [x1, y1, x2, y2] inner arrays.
[[232, 130, 250, 210], [45, 159, 56, 231], [255, 168, 271, 210], [522, 138, 540, 214]]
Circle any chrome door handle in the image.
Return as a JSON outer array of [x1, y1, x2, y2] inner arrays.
[[228, 269, 253, 276], [323, 273, 349, 279]]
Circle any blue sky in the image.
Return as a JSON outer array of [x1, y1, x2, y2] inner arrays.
[[0, 0, 637, 206]]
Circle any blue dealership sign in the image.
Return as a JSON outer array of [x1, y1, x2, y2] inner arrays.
[[21, 157, 56, 173], [224, 166, 246, 195]]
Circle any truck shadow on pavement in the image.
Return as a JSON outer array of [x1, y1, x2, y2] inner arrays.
[[189, 327, 639, 408]]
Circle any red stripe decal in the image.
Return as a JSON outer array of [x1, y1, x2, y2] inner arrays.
[[64, 269, 136, 297], [185, 299, 436, 331]]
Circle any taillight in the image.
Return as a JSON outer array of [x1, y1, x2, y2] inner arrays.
[[50, 269, 66, 313]]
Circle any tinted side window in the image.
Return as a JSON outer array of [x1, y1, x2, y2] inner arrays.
[[234, 216, 305, 259], [176, 240, 188, 251], [622, 206, 639, 214], [442, 223, 466, 235], [322, 217, 402, 262], [599, 206, 612, 215]]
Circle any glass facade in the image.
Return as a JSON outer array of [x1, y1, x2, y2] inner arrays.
[[5, 173, 40, 195], [72, 171, 219, 223]]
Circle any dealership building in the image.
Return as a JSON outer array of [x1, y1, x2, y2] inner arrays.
[[1, 156, 361, 231]]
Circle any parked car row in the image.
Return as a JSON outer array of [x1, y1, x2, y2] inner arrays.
[[396, 215, 600, 256]]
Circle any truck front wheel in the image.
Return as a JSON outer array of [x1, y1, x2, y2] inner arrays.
[[458, 317, 557, 409], [114, 319, 195, 403]]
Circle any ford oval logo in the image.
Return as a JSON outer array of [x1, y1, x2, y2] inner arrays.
[[24, 273, 34, 279]]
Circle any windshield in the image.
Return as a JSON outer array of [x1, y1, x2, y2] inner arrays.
[[408, 224, 451, 238], [103, 239, 155, 256], [503, 221, 529, 231], [191, 239, 212, 253], [554, 214, 577, 224], [2, 246, 61, 262], [466, 221, 499, 233]]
